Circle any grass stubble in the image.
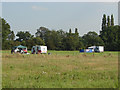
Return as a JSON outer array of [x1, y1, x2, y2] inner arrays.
[[2, 51, 118, 88]]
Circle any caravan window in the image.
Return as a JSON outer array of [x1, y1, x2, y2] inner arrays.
[[43, 48, 45, 51]]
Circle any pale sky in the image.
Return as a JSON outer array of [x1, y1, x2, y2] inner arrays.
[[1, 0, 119, 2], [1, 2, 118, 37]]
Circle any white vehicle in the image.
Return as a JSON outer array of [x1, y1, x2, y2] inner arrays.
[[31, 45, 47, 54], [94, 46, 104, 52], [88, 46, 96, 52], [88, 46, 104, 52]]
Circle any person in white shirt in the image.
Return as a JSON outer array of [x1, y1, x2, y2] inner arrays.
[[14, 48, 19, 53]]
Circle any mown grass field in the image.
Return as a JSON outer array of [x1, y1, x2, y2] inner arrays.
[[2, 50, 118, 88]]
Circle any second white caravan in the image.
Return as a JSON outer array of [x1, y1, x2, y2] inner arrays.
[[31, 45, 47, 54]]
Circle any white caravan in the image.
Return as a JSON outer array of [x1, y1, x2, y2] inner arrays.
[[88, 46, 104, 52], [88, 46, 96, 52], [31, 45, 47, 54], [94, 46, 104, 52]]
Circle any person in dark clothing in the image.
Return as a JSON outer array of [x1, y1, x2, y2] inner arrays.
[[11, 49, 14, 54], [32, 48, 35, 54]]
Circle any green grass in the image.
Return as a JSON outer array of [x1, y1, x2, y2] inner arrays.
[[2, 50, 118, 88]]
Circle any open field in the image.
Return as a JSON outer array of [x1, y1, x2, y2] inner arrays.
[[1, 50, 118, 88]]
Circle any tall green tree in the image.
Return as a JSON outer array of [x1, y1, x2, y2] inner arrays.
[[16, 31, 33, 41], [78, 37, 84, 49], [105, 25, 119, 51], [57, 30, 66, 50], [107, 16, 110, 27], [75, 28, 79, 35], [44, 30, 63, 50], [118, 25, 120, 51], [35, 26, 49, 40], [69, 28, 72, 34], [74, 28, 79, 50], [82, 31, 104, 48], [2, 18, 14, 50], [63, 33, 76, 50], [100, 14, 119, 51], [2, 18, 11, 43], [102, 14, 107, 31], [44, 30, 56, 50], [63, 28, 80, 50], [111, 14, 114, 26]]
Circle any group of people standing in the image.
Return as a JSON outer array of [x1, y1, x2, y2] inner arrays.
[[32, 47, 41, 54], [11, 48, 27, 54]]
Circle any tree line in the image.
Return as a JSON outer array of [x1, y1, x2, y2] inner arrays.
[[1, 14, 120, 51]]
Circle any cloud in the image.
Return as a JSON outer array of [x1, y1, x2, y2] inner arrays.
[[32, 6, 48, 11]]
